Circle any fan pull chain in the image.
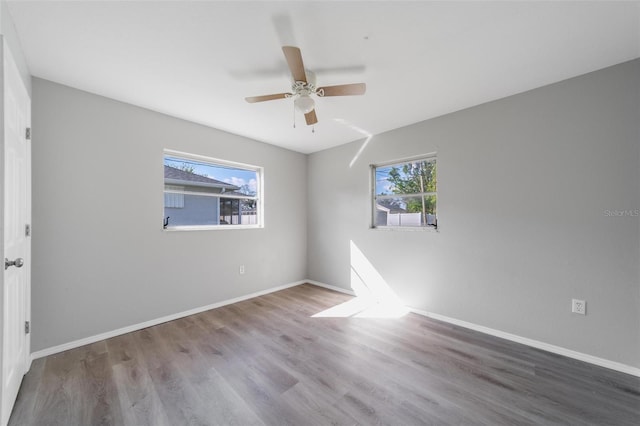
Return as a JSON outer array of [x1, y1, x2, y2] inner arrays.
[[292, 104, 296, 128], [312, 126, 315, 133]]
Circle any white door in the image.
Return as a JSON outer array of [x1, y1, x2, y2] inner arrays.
[[1, 41, 31, 426]]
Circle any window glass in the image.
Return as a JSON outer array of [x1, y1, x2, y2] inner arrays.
[[164, 152, 262, 229], [373, 156, 437, 228]]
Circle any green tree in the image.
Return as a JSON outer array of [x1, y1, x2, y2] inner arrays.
[[239, 184, 257, 211]]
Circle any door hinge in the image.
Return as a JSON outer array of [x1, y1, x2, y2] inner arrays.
[[25, 127, 31, 140], [25, 321, 30, 334], [25, 224, 31, 237]]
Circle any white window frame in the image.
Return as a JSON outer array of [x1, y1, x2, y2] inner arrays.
[[163, 149, 264, 231], [371, 153, 437, 231]]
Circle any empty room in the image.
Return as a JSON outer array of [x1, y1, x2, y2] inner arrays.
[[0, 1, 638, 425]]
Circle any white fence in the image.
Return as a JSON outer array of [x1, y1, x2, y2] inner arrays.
[[225, 214, 258, 225], [386, 213, 436, 227]]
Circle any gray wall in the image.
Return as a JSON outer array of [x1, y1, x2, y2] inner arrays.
[[31, 78, 307, 351], [307, 60, 640, 368]]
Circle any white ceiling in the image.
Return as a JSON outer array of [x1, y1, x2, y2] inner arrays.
[[6, 1, 640, 154]]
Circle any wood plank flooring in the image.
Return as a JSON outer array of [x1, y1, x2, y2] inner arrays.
[[9, 284, 640, 425]]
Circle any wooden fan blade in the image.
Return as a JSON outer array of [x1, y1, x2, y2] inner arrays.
[[318, 83, 366, 97], [245, 93, 289, 103], [305, 109, 318, 125], [282, 46, 307, 83]]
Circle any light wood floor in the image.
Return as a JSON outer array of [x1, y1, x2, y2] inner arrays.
[[9, 284, 640, 425]]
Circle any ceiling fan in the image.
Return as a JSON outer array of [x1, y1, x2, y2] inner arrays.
[[245, 46, 366, 126]]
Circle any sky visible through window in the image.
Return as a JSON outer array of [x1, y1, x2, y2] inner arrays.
[[375, 165, 397, 195], [165, 156, 257, 194]]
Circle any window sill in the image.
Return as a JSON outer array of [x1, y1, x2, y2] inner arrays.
[[370, 225, 438, 232], [164, 225, 263, 232]]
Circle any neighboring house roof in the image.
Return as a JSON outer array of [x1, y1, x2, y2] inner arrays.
[[376, 199, 407, 213], [164, 165, 239, 191]]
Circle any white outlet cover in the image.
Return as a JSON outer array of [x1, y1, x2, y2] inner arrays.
[[572, 299, 586, 315]]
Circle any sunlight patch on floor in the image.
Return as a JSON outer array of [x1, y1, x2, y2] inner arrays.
[[311, 296, 408, 318]]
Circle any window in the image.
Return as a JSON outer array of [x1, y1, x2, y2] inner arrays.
[[163, 150, 262, 230], [372, 155, 437, 229]]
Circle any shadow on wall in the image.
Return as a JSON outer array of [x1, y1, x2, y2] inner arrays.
[[312, 241, 408, 318]]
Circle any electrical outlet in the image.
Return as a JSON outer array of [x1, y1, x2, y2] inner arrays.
[[239, 265, 245, 275], [572, 299, 586, 315]]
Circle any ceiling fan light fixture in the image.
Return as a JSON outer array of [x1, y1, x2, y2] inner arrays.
[[245, 46, 366, 126], [294, 95, 315, 114]]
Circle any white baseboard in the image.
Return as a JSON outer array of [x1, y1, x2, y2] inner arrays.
[[306, 280, 356, 296], [31, 280, 306, 361], [31, 278, 640, 378], [408, 307, 640, 378], [306, 281, 640, 378]]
